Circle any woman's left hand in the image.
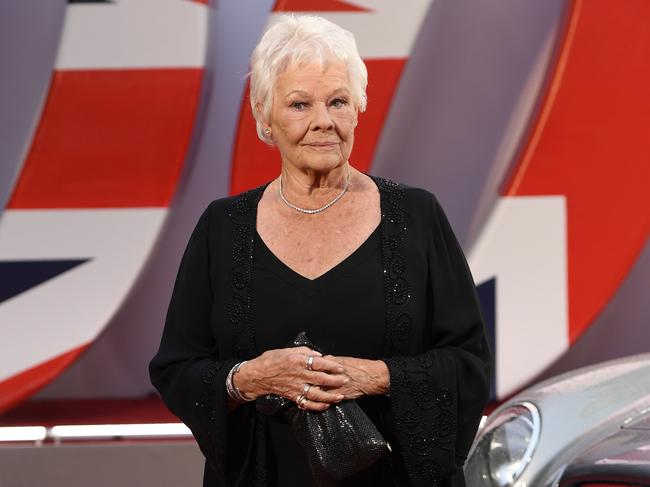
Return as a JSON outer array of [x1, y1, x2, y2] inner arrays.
[[325, 356, 390, 399]]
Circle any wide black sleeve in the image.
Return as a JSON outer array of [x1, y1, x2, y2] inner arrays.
[[382, 193, 491, 487], [148, 204, 255, 484]]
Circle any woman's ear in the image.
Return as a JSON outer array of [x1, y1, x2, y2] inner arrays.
[[255, 102, 272, 139], [256, 102, 273, 136], [255, 102, 267, 125]]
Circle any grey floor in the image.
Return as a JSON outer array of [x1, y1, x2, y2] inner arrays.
[[0, 440, 204, 487]]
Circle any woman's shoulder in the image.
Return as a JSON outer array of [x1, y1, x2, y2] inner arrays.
[[201, 182, 269, 223], [368, 174, 441, 215]]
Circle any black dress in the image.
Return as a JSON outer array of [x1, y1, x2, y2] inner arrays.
[[255, 225, 396, 486], [149, 176, 491, 487]]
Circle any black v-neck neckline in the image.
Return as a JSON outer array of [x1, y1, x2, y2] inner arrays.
[[252, 175, 383, 286], [254, 223, 381, 288]]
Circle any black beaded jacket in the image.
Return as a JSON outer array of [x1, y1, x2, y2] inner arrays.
[[149, 176, 491, 487]]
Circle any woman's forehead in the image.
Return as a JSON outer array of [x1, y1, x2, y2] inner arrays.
[[275, 60, 352, 93]]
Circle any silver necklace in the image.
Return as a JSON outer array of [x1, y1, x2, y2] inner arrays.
[[279, 171, 351, 215]]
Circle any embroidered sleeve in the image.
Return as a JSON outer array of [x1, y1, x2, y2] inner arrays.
[[148, 203, 253, 480], [380, 186, 491, 487]]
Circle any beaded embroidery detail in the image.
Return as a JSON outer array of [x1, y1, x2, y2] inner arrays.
[[370, 175, 412, 356], [369, 176, 457, 485], [195, 360, 231, 473], [226, 185, 267, 359]]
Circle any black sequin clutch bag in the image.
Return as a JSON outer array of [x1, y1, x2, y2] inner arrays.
[[256, 332, 390, 483]]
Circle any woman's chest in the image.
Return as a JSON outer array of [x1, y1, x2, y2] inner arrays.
[[257, 208, 380, 281]]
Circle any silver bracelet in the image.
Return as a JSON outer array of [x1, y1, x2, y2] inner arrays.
[[225, 361, 255, 402]]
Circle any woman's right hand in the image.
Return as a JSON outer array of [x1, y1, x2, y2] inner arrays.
[[234, 346, 349, 411]]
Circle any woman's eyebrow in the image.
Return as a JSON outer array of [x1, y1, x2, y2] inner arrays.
[[283, 87, 352, 101], [329, 87, 351, 97], [284, 90, 309, 100]]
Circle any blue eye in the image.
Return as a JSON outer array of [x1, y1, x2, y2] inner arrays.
[[290, 101, 308, 110], [331, 98, 348, 108]]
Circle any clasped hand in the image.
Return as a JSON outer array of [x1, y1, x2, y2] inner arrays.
[[234, 347, 389, 412]]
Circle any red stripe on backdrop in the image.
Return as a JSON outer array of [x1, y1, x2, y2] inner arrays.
[[502, 0, 650, 342], [230, 59, 405, 195], [0, 344, 89, 416], [8, 69, 203, 209], [273, 0, 370, 12], [580, 485, 637, 487]]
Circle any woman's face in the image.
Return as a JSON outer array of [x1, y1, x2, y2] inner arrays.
[[266, 60, 358, 174]]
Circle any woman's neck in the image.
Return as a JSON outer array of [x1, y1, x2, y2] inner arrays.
[[280, 164, 351, 199]]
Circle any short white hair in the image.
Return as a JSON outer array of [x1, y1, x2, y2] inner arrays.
[[249, 14, 368, 144]]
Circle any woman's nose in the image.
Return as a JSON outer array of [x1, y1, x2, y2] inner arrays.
[[310, 102, 334, 131]]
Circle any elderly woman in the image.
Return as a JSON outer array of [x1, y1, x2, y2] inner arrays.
[[150, 14, 490, 487]]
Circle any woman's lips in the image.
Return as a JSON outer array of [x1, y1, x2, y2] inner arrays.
[[305, 142, 338, 150]]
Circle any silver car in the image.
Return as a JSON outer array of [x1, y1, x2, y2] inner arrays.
[[558, 412, 650, 486], [464, 353, 650, 486]]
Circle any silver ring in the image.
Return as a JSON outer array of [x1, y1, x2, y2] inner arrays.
[[302, 383, 313, 397], [306, 355, 315, 371], [297, 395, 309, 410]]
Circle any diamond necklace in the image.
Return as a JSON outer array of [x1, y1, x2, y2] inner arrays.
[[279, 171, 351, 214]]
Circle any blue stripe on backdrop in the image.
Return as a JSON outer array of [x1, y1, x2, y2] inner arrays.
[[0, 259, 90, 303]]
